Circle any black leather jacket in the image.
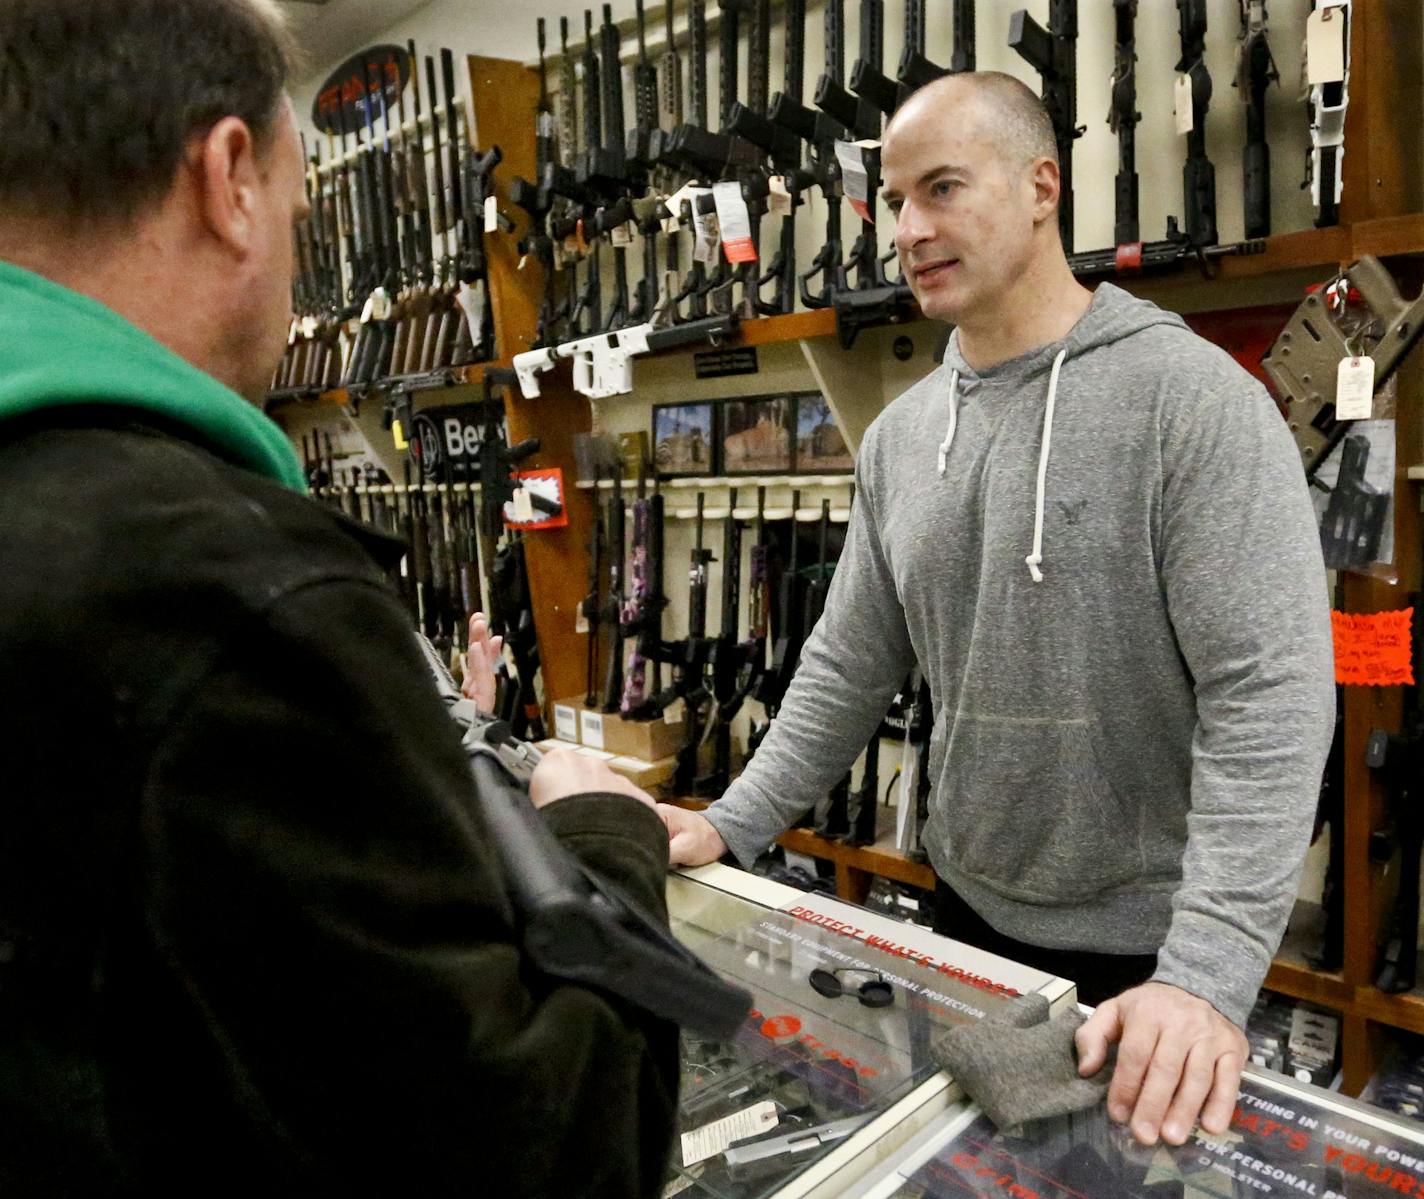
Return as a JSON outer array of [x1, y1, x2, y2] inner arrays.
[[0, 412, 677, 1196]]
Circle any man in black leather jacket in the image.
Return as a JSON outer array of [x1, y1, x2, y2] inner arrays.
[[0, 1, 677, 1193]]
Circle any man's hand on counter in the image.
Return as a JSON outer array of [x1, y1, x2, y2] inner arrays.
[[529, 748, 657, 811], [656, 805, 728, 866], [1075, 981, 1247, 1147]]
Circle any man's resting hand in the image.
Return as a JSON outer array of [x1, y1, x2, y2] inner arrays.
[[656, 805, 727, 866], [530, 748, 656, 811], [1075, 980, 1246, 1147]]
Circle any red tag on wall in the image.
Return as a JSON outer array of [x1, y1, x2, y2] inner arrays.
[[1331, 608, 1415, 686]]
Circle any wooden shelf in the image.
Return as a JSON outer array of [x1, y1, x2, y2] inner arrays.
[[1264, 901, 1352, 1009], [1265, 959, 1352, 1010], [264, 355, 521, 416], [663, 795, 935, 905], [264, 386, 350, 414], [1356, 986, 1424, 1039], [577, 474, 854, 490], [735, 308, 838, 346]]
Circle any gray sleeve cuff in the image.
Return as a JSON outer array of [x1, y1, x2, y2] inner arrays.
[[702, 780, 786, 868], [1152, 910, 1269, 1028]]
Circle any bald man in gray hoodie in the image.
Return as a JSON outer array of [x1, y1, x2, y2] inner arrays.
[[659, 73, 1334, 1147]]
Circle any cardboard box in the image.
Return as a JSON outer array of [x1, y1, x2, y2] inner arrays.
[[536, 739, 678, 791], [552, 695, 688, 762]]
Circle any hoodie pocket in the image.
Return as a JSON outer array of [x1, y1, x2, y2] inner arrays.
[[933, 711, 1146, 903]]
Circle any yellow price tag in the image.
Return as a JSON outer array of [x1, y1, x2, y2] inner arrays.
[[392, 419, 408, 450]]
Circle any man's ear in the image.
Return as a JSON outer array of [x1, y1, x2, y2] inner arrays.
[[1029, 157, 1061, 228], [192, 116, 262, 258]]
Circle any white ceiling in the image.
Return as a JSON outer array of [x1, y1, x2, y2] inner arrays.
[[276, 0, 436, 70]]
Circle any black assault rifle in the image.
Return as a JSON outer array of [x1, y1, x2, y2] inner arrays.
[[1009, 0, 1083, 253]]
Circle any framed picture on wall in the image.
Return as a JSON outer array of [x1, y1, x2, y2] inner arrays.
[[793, 391, 853, 472], [721, 395, 793, 475], [652, 401, 719, 477]]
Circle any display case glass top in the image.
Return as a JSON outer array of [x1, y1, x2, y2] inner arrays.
[[849, 1065, 1424, 1199], [665, 865, 1075, 1198]]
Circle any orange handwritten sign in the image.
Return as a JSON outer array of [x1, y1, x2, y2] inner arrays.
[[1331, 608, 1415, 687]]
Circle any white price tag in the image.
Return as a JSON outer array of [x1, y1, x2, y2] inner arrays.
[[1174, 74, 1194, 135], [663, 697, 685, 726], [287, 316, 300, 346], [661, 203, 682, 235], [553, 703, 579, 742], [712, 179, 756, 263], [681, 1102, 779, 1167], [574, 603, 590, 634], [665, 181, 697, 218], [483, 193, 499, 233], [512, 487, 535, 522], [610, 220, 635, 247], [1335, 355, 1375, 420], [580, 708, 605, 750], [300, 315, 319, 340], [768, 175, 793, 217], [689, 189, 719, 266], [517, 253, 529, 271], [834, 140, 873, 222], [1306, 7, 1347, 86], [456, 281, 487, 343]]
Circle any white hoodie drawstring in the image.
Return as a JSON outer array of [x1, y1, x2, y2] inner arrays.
[[936, 369, 960, 476], [1024, 347, 1068, 584]]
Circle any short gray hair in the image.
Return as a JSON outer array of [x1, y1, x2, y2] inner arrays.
[[0, 0, 301, 227], [892, 71, 1058, 168]]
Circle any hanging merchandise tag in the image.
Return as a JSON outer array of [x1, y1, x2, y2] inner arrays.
[[660, 191, 683, 235], [680, 1102, 779, 1167], [689, 189, 719, 266], [517, 253, 529, 271], [834, 140, 874, 223], [512, 486, 535, 522], [1174, 74, 1194, 135], [712, 180, 757, 263], [574, 604, 589, 635], [392, 419, 409, 450], [300, 315, 319, 340], [287, 316, 300, 346], [664, 181, 696, 225], [1335, 355, 1376, 420], [663, 696, 685, 726], [483, 194, 499, 233], [611, 220, 635, 248], [456, 281, 487, 343], [767, 175, 793, 217], [1306, 7, 1347, 85]]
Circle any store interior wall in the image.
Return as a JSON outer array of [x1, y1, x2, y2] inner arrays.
[[292, 0, 1322, 254], [285, 0, 1338, 890]]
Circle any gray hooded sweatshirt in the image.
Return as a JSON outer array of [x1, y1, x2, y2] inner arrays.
[[704, 284, 1334, 1026]]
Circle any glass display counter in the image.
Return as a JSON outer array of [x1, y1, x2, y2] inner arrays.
[[843, 1050, 1424, 1198], [664, 864, 1077, 1199]]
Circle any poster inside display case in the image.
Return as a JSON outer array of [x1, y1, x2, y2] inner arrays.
[[849, 1067, 1424, 1199], [664, 865, 1074, 1199]]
